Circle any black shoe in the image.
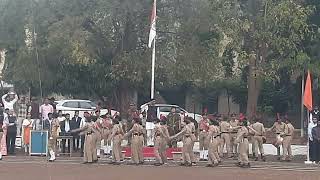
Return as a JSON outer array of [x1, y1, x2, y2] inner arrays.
[[254, 157, 259, 161], [241, 163, 251, 168], [180, 163, 186, 166], [186, 163, 192, 167], [261, 156, 266, 162], [154, 163, 163, 166], [93, 159, 98, 163], [206, 164, 213, 167], [82, 162, 89, 164], [218, 160, 222, 165], [108, 161, 115, 164], [139, 161, 144, 165], [235, 162, 241, 167]]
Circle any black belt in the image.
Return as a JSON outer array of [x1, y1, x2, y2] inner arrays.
[[243, 137, 248, 139], [133, 133, 142, 136], [276, 133, 281, 134], [87, 132, 93, 135], [285, 135, 291, 136], [0, 129, 3, 132], [185, 135, 191, 138], [221, 132, 229, 134]]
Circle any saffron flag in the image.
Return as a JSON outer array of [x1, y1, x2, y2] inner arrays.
[[303, 70, 313, 111], [148, 0, 156, 48]]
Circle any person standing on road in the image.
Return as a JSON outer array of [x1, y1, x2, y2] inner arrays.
[[235, 118, 250, 168], [220, 116, 231, 158], [153, 118, 169, 166], [93, 110, 103, 158], [229, 114, 240, 158], [282, 118, 295, 161], [71, 116, 98, 164], [146, 101, 156, 147], [22, 113, 33, 155], [199, 114, 209, 161], [167, 107, 181, 148], [312, 120, 320, 164], [60, 113, 71, 153], [46, 113, 60, 162], [125, 117, 145, 165], [108, 116, 124, 165], [2, 91, 18, 111], [71, 111, 81, 152], [40, 98, 54, 121], [250, 116, 266, 161], [308, 116, 318, 163], [17, 95, 27, 137], [6, 110, 17, 155], [170, 117, 194, 166], [206, 119, 221, 167], [269, 117, 286, 160]]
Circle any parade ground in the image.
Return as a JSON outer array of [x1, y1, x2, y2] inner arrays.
[[0, 157, 319, 180]]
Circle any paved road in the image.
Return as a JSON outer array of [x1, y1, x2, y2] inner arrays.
[[0, 157, 319, 180]]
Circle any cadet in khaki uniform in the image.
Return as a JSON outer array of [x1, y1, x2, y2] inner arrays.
[[108, 116, 124, 165], [189, 119, 197, 165], [170, 117, 194, 166], [206, 120, 221, 167], [282, 118, 295, 161], [235, 118, 250, 168], [48, 114, 60, 162], [250, 117, 266, 161], [71, 117, 98, 164], [269, 118, 286, 159], [125, 117, 145, 165], [199, 115, 210, 161], [229, 114, 240, 157], [153, 119, 170, 166], [220, 116, 231, 158]]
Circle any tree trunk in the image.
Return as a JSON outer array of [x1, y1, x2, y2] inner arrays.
[[246, 53, 261, 118]]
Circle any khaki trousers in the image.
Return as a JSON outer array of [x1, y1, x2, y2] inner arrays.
[[112, 134, 122, 162], [154, 136, 167, 164], [238, 138, 249, 164], [220, 133, 231, 156], [84, 134, 97, 163], [182, 137, 193, 164], [208, 138, 220, 164], [253, 136, 264, 155], [282, 136, 292, 160], [131, 135, 144, 164], [199, 131, 209, 150]]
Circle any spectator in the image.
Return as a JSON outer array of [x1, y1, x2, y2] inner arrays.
[[60, 113, 71, 153], [311, 120, 320, 164], [2, 91, 18, 111], [39, 98, 54, 121], [79, 112, 90, 157], [308, 116, 318, 163], [49, 97, 56, 113], [22, 113, 33, 154], [6, 110, 17, 155], [57, 110, 65, 122], [71, 111, 81, 151], [17, 95, 27, 137]]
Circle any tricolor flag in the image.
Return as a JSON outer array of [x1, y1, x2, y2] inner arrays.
[[303, 70, 313, 111], [148, 0, 157, 48]]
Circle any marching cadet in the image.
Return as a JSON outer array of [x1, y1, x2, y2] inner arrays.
[[229, 114, 240, 158], [44, 113, 60, 162], [98, 114, 113, 156], [170, 117, 194, 166], [199, 114, 209, 161], [153, 118, 170, 166], [93, 110, 103, 158], [206, 120, 221, 167], [189, 117, 197, 165], [220, 116, 232, 158], [125, 117, 145, 165], [269, 117, 286, 160], [71, 116, 98, 164], [282, 117, 295, 161], [250, 116, 266, 161], [235, 118, 250, 168], [108, 116, 124, 165]]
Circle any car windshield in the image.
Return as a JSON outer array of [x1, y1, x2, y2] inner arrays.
[[159, 106, 182, 113], [88, 101, 97, 107]]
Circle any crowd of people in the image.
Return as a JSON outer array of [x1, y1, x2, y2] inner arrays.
[[0, 90, 319, 168]]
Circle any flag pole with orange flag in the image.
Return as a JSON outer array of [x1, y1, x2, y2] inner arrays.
[[303, 70, 313, 164]]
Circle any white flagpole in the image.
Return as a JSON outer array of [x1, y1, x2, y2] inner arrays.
[[151, 39, 156, 99]]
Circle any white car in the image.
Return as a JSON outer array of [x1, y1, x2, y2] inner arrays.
[[140, 104, 202, 123], [55, 99, 119, 118]]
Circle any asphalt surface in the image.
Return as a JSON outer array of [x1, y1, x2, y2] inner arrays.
[[0, 157, 319, 180]]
